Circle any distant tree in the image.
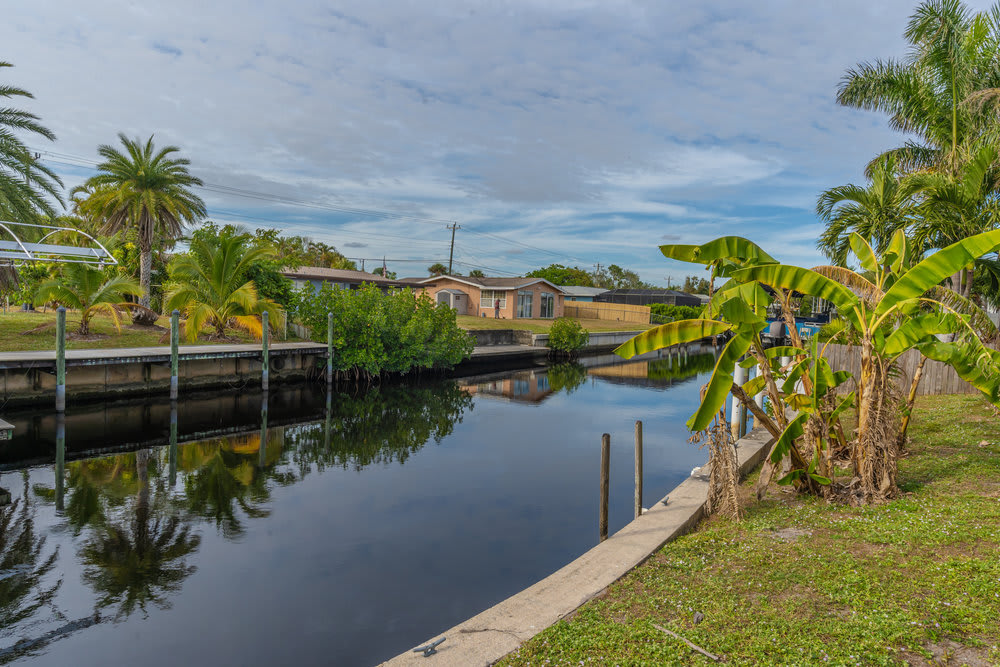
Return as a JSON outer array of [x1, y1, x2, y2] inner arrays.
[[372, 266, 398, 279], [275, 236, 357, 270], [0, 62, 63, 221], [593, 264, 653, 290], [467, 269, 486, 278], [427, 263, 449, 276], [525, 264, 594, 286], [681, 275, 711, 294], [73, 134, 206, 310]]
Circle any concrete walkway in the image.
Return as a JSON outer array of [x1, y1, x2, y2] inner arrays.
[[0, 342, 327, 369], [382, 427, 774, 666]]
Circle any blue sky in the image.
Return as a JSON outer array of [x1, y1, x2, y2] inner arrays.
[[6, 1, 993, 284]]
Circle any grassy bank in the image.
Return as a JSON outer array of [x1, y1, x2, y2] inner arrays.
[[456, 315, 653, 334], [501, 395, 1000, 666], [0, 310, 297, 352]]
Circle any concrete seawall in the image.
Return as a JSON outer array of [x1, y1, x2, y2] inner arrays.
[[0, 343, 327, 407], [382, 426, 773, 667]]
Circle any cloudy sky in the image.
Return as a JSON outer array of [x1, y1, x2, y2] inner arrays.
[[6, 1, 990, 283]]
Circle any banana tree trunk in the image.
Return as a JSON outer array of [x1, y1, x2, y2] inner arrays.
[[896, 355, 927, 450], [853, 343, 898, 502]]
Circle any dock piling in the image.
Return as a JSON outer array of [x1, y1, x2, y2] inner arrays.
[[55, 412, 65, 511], [55, 307, 66, 412], [168, 400, 178, 487], [261, 311, 269, 391], [634, 421, 643, 519], [258, 391, 269, 468], [731, 362, 747, 440], [170, 310, 179, 400], [600, 433, 610, 542], [327, 312, 334, 383]]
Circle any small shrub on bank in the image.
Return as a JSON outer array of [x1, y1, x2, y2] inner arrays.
[[547, 317, 589, 357], [292, 283, 474, 378]]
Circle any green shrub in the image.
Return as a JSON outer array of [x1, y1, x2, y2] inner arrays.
[[292, 283, 475, 378], [547, 317, 589, 356], [649, 303, 701, 324]]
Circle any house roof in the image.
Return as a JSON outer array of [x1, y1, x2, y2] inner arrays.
[[281, 266, 425, 288], [559, 286, 608, 297], [410, 275, 568, 293]]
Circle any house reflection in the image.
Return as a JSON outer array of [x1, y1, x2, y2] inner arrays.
[[461, 370, 555, 404]]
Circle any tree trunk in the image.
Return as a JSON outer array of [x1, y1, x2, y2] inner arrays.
[[138, 249, 152, 309], [853, 345, 899, 503], [896, 355, 927, 450]]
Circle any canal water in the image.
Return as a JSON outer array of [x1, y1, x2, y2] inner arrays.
[[0, 349, 715, 666]]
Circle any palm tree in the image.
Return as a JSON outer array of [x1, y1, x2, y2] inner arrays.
[[0, 62, 63, 221], [34, 264, 142, 335], [427, 263, 448, 276], [836, 0, 1000, 176], [72, 134, 206, 310], [164, 229, 285, 341], [906, 144, 1000, 298], [816, 156, 920, 265]]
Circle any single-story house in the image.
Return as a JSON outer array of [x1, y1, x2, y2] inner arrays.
[[281, 267, 425, 293], [595, 288, 702, 308], [407, 275, 567, 319], [560, 286, 608, 302]]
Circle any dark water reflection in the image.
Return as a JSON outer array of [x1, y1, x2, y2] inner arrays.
[[0, 347, 714, 666]]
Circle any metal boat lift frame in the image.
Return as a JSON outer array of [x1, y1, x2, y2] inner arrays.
[[0, 219, 117, 266]]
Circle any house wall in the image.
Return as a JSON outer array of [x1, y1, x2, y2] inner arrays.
[[565, 296, 594, 302], [420, 279, 564, 320]]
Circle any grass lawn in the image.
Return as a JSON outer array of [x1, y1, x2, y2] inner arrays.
[[457, 315, 653, 334], [0, 310, 300, 352], [500, 394, 1000, 666]]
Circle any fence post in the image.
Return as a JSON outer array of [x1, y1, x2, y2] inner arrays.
[[634, 421, 643, 519], [170, 310, 180, 400], [55, 306, 66, 412], [599, 433, 610, 542], [327, 311, 334, 383], [261, 311, 269, 391]]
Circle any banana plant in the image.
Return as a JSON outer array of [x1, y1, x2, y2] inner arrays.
[[734, 229, 1000, 502]]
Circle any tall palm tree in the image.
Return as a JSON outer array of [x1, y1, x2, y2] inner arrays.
[[164, 229, 285, 341], [72, 134, 206, 309], [906, 144, 1000, 298], [816, 156, 920, 265], [0, 62, 63, 220], [34, 264, 142, 334], [837, 0, 1000, 176]]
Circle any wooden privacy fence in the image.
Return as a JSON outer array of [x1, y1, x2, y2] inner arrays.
[[565, 301, 651, 324], [822, 343, 977, 396]]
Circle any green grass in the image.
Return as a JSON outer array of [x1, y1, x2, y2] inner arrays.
[[500, 395, 1000, 666], [456, 315, 653, 334], [0, 310, 301, 352]]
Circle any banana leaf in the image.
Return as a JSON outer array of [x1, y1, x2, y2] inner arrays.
[[686, 332, 753, 432], [614, 319, 732, 359]]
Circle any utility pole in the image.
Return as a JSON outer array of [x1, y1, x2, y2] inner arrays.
[[447, 223, 460, 275]]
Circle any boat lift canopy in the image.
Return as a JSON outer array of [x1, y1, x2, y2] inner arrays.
[[0, 220, 116, 266]]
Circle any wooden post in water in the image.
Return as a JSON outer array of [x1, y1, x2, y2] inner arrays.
[[55, 306, 66, 412], [258, 392, 269, 468], [170, 310, 180, 400], [55, 411, 65, 512], [634, 421, 643, 519], [327, 312, 334, 383], [599, 433, 610, 542], [168, 400, 178, 487], [261, 311, 270, 391]]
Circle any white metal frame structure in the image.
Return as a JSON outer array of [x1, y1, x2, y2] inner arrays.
[[0, 220, 116, 266]]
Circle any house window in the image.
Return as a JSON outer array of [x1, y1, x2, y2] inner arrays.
[[517, 290, 534, 318], [480, 290, 507, 308], [540, 292, 555, 318]]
